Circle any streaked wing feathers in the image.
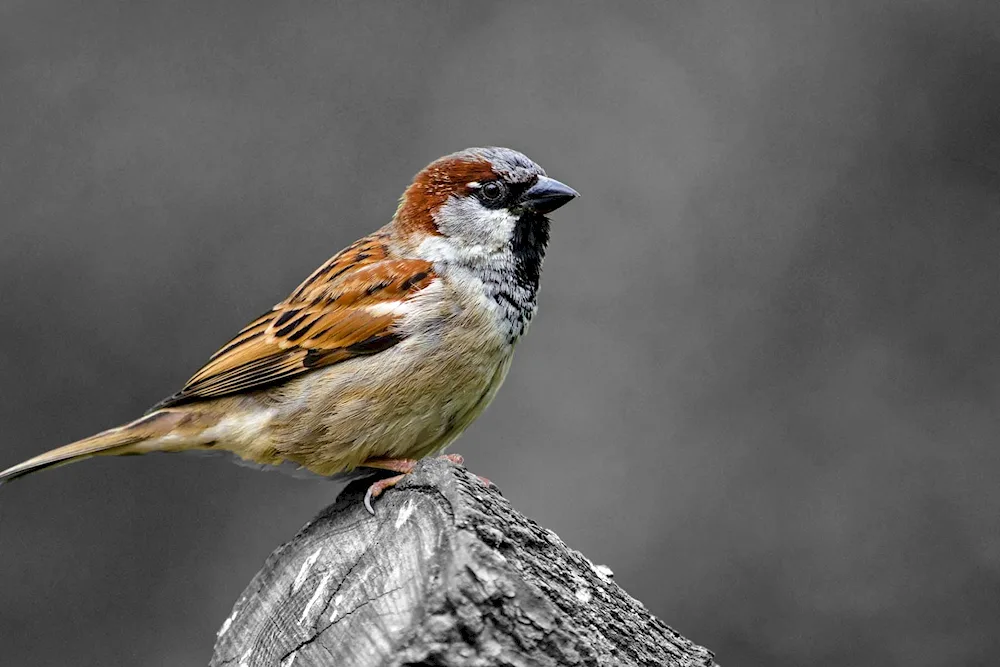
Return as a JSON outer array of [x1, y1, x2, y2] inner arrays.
[[155, 234, 435, 408]]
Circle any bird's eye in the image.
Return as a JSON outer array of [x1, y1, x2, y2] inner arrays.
[[479, 181, 506, 203]]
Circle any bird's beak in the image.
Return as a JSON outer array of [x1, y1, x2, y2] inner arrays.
[[523, 176, 579, 214]]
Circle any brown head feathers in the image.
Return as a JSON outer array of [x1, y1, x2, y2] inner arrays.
[[394, 147, 545, 235]]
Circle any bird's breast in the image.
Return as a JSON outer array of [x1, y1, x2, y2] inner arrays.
[[430, 259, 539, 344], [258, 282, 517, 475]]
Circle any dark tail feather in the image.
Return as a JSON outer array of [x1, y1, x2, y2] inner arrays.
[[0, 410, 198, 484]]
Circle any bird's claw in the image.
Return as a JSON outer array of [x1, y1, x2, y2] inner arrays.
[[363, 473, 407, 515], [362, 453, 472, 515]]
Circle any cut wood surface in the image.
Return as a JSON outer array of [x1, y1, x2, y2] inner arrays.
[[211, 458, 718, 667]]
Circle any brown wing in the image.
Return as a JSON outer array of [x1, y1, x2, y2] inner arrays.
[[154, 233, 435, 408]]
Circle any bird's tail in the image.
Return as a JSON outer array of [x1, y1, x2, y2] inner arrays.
[[0, 409, 211, 484]]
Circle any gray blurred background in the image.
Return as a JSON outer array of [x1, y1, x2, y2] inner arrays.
[[1, 1, 999, 665]]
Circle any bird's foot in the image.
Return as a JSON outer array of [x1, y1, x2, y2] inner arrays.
[[436, 453, 493, 487], [363, 473, 408, 515], [438, 454, 493, 486], [361, 453, 480, 514]]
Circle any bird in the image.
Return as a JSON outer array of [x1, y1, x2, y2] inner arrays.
[[0, 147, 577, 513]]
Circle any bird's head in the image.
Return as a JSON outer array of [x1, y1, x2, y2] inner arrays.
[[394, 147, 577, 262]]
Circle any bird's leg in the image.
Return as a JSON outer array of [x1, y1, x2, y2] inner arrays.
[[360, 453, 471, 514], [360, 458, 415, 515]]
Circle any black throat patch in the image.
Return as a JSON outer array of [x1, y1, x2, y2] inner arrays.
[[479, 210, 550, 342], [510, 210, 550, 299]]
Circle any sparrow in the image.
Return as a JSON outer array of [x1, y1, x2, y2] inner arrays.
[[0, 147, 577, 512]]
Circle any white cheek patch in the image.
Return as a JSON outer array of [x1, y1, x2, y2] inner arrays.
[[433, 195, 518, 250], [476, 208, 518, 239]]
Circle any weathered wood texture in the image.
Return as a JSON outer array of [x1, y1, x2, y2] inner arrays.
[[211, 458, 718, 667]]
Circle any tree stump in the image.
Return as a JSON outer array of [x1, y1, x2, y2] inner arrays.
[[211, 458, 718, 667]]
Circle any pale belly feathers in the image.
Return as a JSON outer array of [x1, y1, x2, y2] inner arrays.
[[209, 272, 518, 476]]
